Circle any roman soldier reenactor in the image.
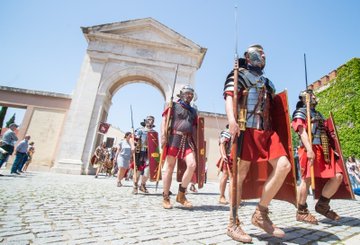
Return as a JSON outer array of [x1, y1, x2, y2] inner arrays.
[[292, 90, 354, 224], [132, 115, 157, 194], [224, 44, 297, 242], [161, 85, 198, 209], [217, 125, 232, 205]]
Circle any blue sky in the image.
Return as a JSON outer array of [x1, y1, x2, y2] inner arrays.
[[1, 0, 359, 132]]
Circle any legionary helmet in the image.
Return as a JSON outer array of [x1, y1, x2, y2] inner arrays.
[[141, 115, 155, 128], [244, 44, 266, 69], [178, 84, 196, 102], [180, 85, 194, 94], [299, 89, 318, 106]]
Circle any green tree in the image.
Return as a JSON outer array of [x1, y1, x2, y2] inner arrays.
[[5, 113, 16, 128], [316, 58, 360, 158], [0, 106, 8, 132]]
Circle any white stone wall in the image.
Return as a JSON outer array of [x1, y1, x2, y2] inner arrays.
[[25, 108, 67, 171]]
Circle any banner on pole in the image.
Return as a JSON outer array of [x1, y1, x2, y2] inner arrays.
[[98, 122, 110, 134]]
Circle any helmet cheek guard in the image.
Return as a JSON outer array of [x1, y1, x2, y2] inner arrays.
[[245, 44, 265, 69]]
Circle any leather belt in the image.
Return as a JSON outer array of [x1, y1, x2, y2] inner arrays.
[[172, 130, 192, 136]]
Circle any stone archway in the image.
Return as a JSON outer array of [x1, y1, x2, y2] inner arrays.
[[52, 18, 206, 174], [83, 67, 168, 175]]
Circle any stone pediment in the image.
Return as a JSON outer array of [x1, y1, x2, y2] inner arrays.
[[81, 17, 204, 52]]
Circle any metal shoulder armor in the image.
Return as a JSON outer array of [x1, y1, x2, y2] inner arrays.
[[265, 78, 276, 94], [220, 130, 231, 140], [223, 68, 256, 95], [292, 107, 307, 121], [238, 69, 255, 89], [219, 130, 231, 145]]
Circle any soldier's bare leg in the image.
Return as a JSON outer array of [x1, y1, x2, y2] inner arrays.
[[139, 166, 150, 193], [163, 156, 176, 195], [322, 173, 343, 198], [219, 169, 229, 204], [296, 177, 318, 224], [259, 156, 291, 206], [298, 178, 311, 204], [95, 164, 102, 178], [162, 156, 176, 209], [180, 152, 196, 187], [132, 169, 141, 194], [176, 152, 196, 208]]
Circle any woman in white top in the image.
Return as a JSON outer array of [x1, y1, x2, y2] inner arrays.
[[115, 132, 134, 187]]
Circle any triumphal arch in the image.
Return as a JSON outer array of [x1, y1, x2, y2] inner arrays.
[[52, 18, 207, 174]]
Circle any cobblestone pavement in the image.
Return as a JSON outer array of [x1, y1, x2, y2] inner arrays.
[[1, 171, 360, 244]]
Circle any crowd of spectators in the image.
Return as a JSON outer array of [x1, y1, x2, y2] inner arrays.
[[0, 123, 36, 176]]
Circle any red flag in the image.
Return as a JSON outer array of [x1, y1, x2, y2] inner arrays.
[[98, 122, 110, 134]]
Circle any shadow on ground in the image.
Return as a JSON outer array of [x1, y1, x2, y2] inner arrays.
[[252, 227, 340, 244]]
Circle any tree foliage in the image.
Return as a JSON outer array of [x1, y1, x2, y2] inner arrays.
[[316, 58, 360, 158], [5, 113, 16, 128], [0, 106, 8, 131]]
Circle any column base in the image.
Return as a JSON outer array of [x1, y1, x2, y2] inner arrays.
[[51, 159, 85, 175]]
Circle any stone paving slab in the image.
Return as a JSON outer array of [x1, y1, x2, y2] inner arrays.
[[1, 170, 360, 244]]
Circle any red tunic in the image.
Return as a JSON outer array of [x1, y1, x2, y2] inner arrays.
[[223, 91, 287, 163], [216, 158, 233, 172], [292, 118, 342, 179], [240, 128, 287, 163], [222, 76, 297, 204]]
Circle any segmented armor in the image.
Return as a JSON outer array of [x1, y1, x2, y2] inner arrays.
[[219, 129, 232, 156], [224, 68, 275, 130], [292, 107, 330, 163], [292, 107, 325, 145]]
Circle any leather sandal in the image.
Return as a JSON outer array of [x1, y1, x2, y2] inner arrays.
[[296, 209, 318, 224], [227, 224, 252, 243], [189, 184, 198, 193], [315, 204, 340, 221], [251, 205, 285, 238]]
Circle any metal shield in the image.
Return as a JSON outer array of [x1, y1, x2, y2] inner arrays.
[[147, 131, 160, 182], [241, 90, 298, 206], [314, 112, 355, 199]]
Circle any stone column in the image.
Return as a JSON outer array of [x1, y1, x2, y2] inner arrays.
[[52, 55, 105, 174]]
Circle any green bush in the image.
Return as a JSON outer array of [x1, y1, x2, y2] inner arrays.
[[316, 58, 360, 158]]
